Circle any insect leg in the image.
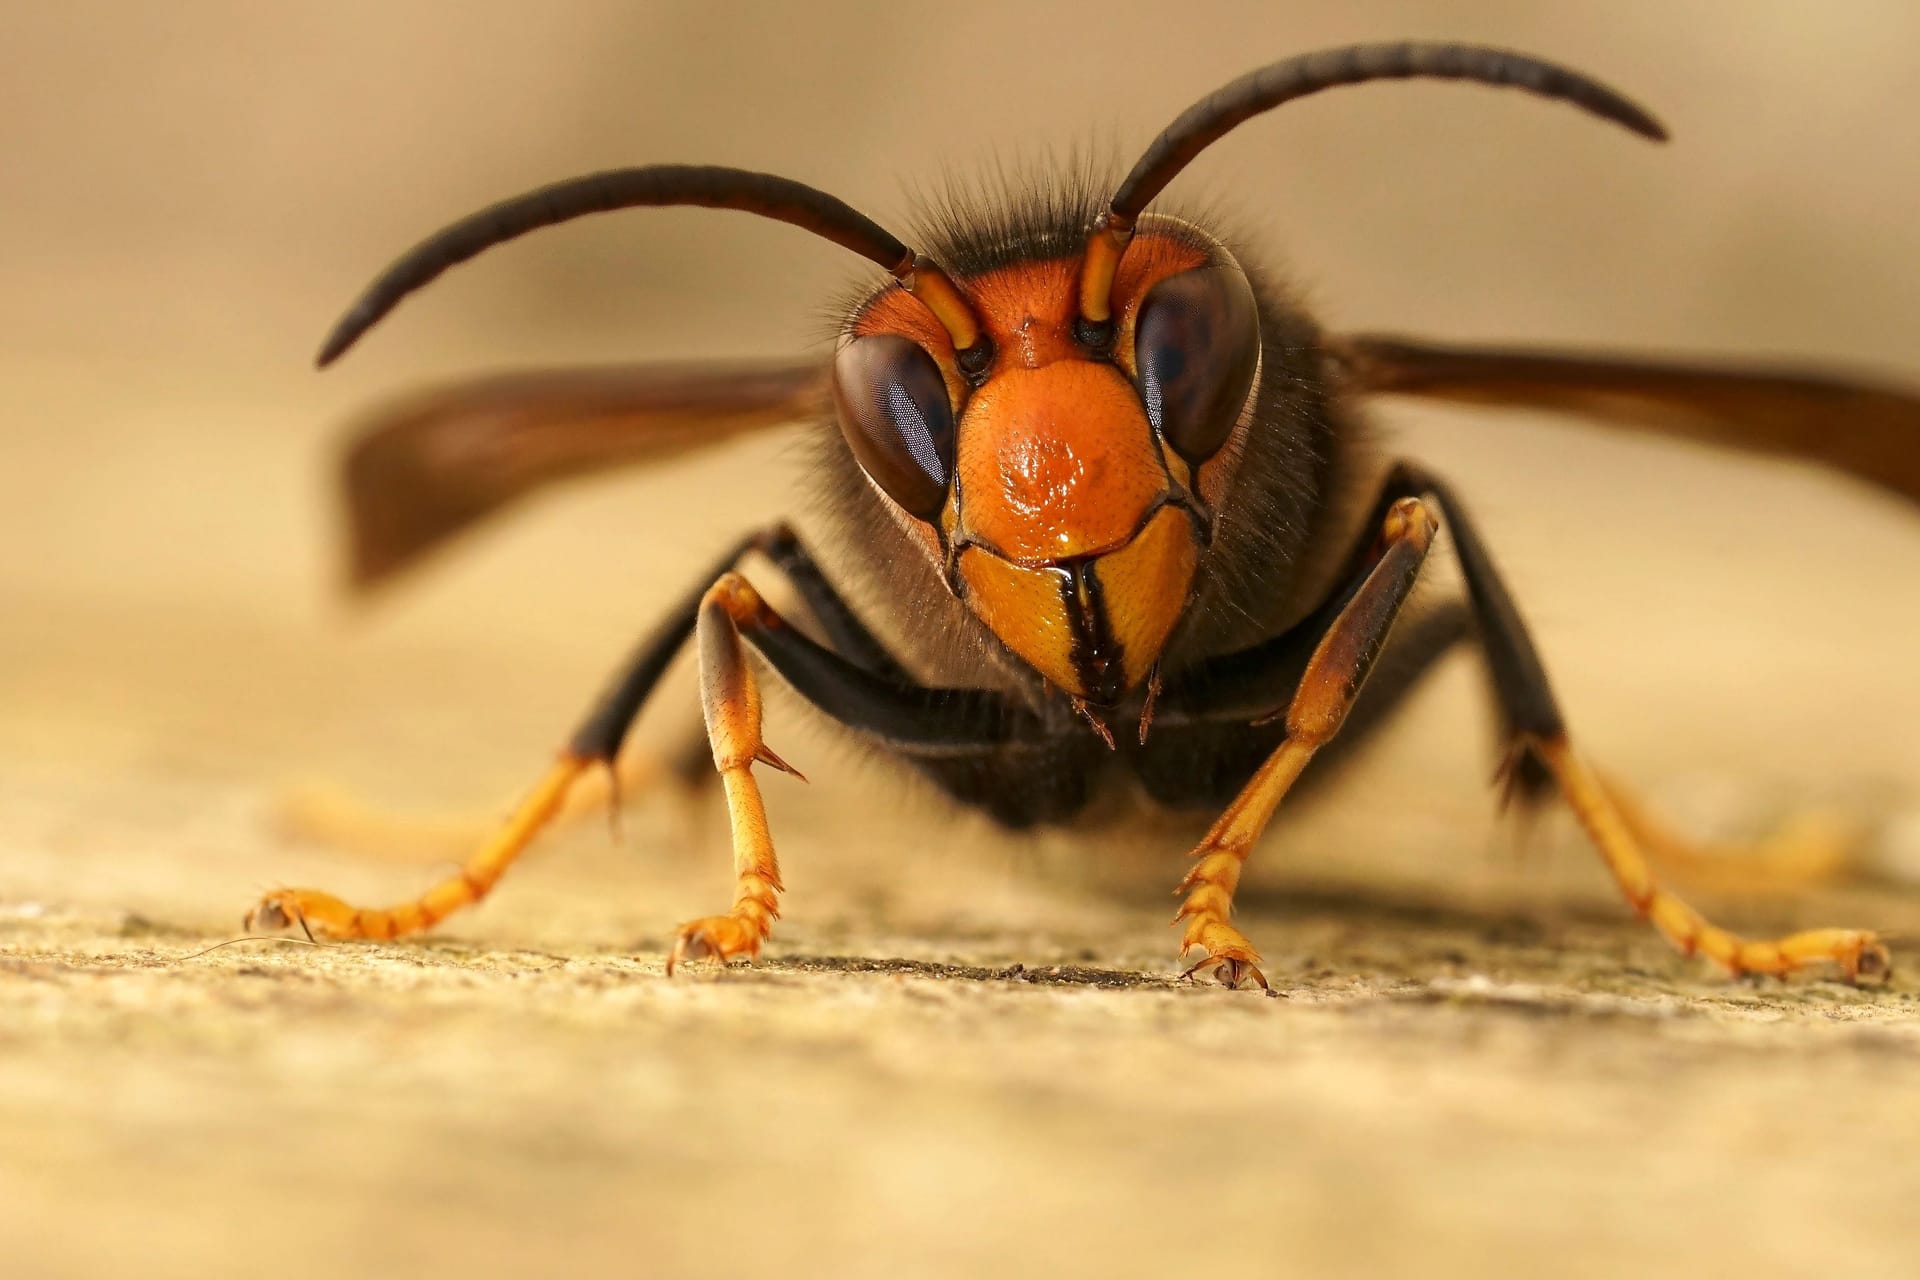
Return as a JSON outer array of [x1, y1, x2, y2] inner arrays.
[[270, 522, 904, 865], [1174, 497, 1439, 988], [660, 571, 796, 971], [1144, 599, 1472, 814], [243, 528, 769, 942], [1394, 461, 1889, 981], [650, 568, 1041, 970], [246, 526, 1036, 952], [754, 524, 909, 679]]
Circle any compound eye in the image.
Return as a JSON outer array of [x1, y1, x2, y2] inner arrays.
[[831, 334, 956, 520], [1132, 266, 1260, 465]]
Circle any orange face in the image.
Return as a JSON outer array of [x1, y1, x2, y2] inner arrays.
[[834, 226, 1260, 706]]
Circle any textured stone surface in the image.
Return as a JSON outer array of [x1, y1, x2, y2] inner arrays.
[[5, 786, 1920, 1280]]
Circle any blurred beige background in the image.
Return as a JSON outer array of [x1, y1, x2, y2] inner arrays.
[[4, 4, 1920, 1279]]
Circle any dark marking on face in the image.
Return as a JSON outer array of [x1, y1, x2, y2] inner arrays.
[[1064, 559, 1128, 708]]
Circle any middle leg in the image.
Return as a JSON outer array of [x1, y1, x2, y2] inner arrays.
[[1398, 461, 1889, 981], [268, 522, 908, 867], [242, 530, 769, 943]]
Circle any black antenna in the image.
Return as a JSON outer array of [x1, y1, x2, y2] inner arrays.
[[317, 165, 934, 367]]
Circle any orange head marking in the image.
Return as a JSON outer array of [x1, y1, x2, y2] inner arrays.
[[953, 351, 1199, 702], [837, 227, 1256, 707], [957, 361, 1166, 563]]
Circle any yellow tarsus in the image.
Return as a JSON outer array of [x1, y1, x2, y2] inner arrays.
[[246, 756, 588, 941], [1536, 736, 1889, 982]]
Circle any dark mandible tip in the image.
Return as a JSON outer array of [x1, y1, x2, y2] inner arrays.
[[1111, 41, 1669, 220], [314, 164, 917, 368]]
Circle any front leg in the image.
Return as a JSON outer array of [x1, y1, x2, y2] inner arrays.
[[665, 572, 798, 971], [1174, 497, 1438, 988]]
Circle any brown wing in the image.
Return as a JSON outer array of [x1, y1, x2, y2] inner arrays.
[[339, 358, 826, 591], [1333, 334, 1920, 505]]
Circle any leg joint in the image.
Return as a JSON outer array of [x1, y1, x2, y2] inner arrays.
[[701, 571, 778, 631], [1382, 494, 1439, 547]]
